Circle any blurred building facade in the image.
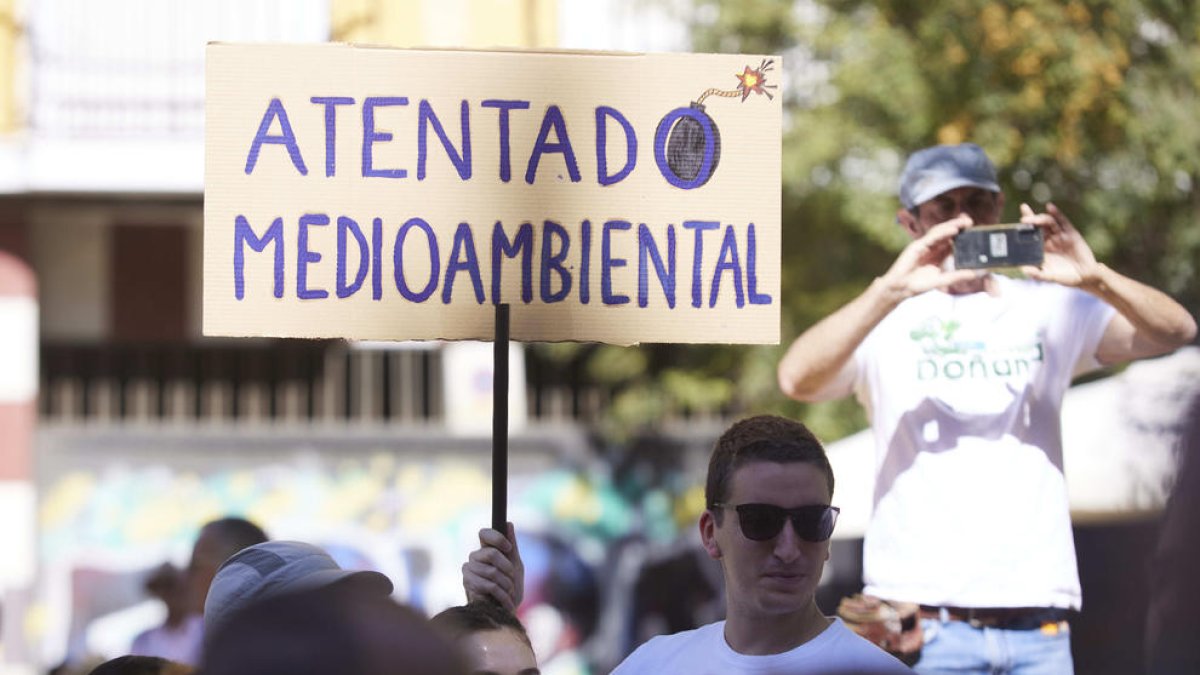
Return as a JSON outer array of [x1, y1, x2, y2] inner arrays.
[[0, 0, 687, 430], [0, 1, 696, 672], [2, 0, 558, 430]]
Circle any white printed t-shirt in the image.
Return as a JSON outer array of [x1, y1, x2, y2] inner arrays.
[[830, 276, 1115, 609], [612, 618, 913, 674]]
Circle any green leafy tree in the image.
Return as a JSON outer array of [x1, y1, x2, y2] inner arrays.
[[530, 0, 1199, 442]]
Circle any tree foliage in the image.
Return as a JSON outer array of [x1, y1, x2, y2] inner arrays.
[[530, 0, 1200, 442]]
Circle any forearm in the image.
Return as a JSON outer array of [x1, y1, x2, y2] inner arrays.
[[778, 277, 905, 401], [1084, 263, 1198, 359]]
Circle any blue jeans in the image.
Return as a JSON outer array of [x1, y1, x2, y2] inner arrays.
[[915, 617, 1074, 675]]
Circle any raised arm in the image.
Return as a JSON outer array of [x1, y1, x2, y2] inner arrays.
[[1019, 203, 1197, 364], [778, 216, 979, 401]]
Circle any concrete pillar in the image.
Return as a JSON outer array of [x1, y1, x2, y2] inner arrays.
[[0, 0, 20, 134], [0, 249, 37, 674]]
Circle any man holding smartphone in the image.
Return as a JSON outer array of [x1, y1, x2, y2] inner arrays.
[[777, 142, 1197, 673]]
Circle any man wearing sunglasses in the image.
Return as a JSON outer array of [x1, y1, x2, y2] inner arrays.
[[777, 143, 1197, 673], [611, 415, 912, 673]]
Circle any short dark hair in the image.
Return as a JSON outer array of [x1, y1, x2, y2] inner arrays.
[[705, 415, 834, 522], [203, 517, 269, 560], [87, 656, 191, 675], [430, 600, 531, 648]]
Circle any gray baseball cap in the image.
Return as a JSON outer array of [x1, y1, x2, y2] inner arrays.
[[204, 540, 393, 634], [899, 143, 1000, 210]]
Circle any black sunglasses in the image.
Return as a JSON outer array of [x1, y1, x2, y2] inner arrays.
[[712, 503, 840, 542]]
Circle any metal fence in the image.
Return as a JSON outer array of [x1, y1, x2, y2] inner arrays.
[[37, 341, 613, 427], [38, 341, 438, 425]]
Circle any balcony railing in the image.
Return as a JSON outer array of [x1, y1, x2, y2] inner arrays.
[[38, 341, 613, 427], [39, 341, 437, 425]]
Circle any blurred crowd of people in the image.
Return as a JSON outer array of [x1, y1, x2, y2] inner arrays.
[[58, 414, 915, 675], [48, 398, 1200, 675]]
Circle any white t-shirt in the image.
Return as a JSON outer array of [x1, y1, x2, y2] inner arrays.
[[829, 277, 1115, 609], [612, 618, 913, 674]]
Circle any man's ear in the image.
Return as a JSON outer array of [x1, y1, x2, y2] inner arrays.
[[700, 510, 722, 560], [896, 208, 920, 238]]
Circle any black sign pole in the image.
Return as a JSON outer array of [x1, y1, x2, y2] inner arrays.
[[492, 303, 510, 533]]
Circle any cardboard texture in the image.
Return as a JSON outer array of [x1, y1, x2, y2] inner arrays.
[[205, 43, 781, 344]]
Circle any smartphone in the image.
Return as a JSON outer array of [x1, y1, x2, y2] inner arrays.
[[953, 224, 1044, 270]]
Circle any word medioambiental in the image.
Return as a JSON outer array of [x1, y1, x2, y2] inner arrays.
[[234, 215, 772, 310]]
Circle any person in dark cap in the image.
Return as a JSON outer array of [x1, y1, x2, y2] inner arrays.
[[200, 583, 464, 675], [778, 142, 1197, 673], [202, 540, 393, 637]]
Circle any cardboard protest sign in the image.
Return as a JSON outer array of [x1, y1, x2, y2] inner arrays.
[[205, 43, 781, 344]]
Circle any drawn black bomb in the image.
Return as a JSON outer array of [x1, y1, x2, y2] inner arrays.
[[656, 59, 777, 189]]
